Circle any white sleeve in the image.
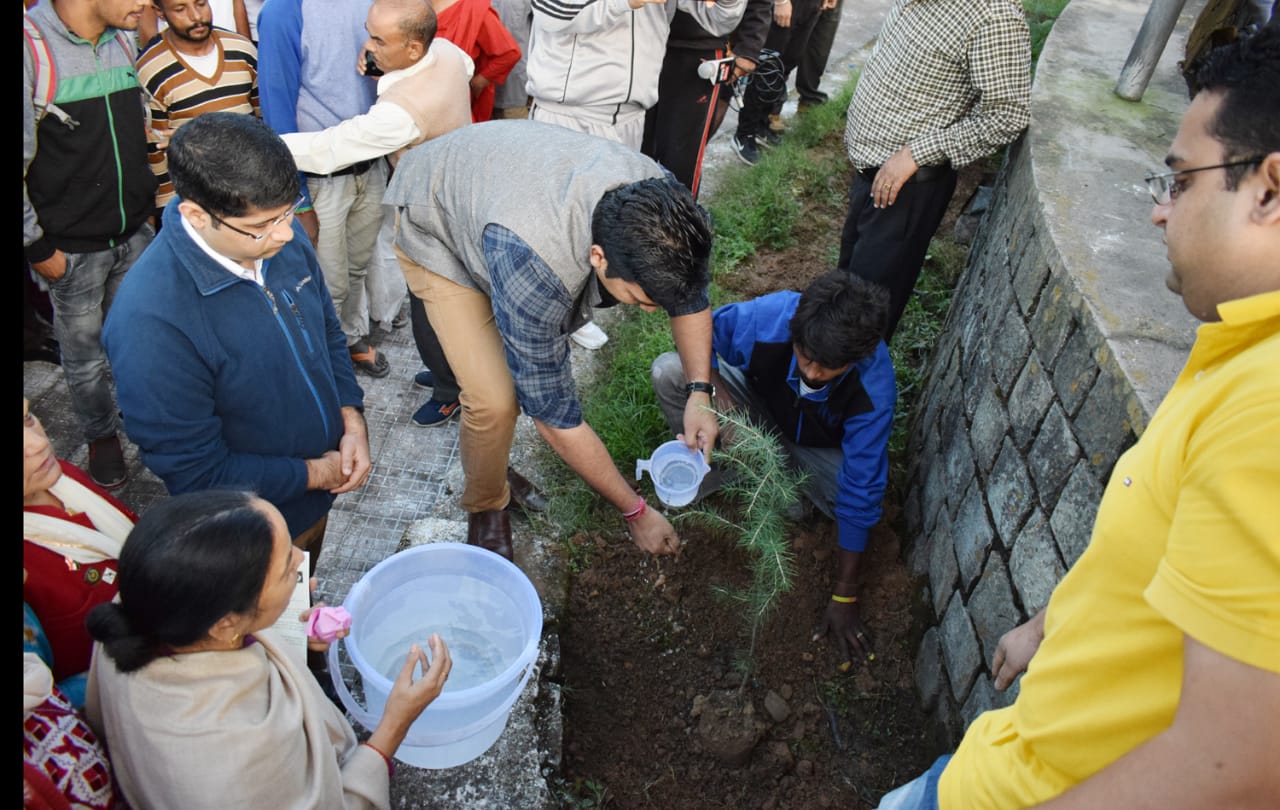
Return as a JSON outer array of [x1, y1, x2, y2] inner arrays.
[[281, 102, 421, 175]]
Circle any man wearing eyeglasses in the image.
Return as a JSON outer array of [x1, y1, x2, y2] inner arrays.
[[868, 25, 1279, 810], [103, 113, 371, 581]]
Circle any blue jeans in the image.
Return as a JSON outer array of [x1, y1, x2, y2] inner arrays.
[[874, 755, 952, 810], [48, 225, 154, 441]]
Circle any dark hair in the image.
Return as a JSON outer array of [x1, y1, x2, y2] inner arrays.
[[167, 112, 300, 219], [86, 490, 276, 673], [591, 177, 712, 315], [789, 272, 889, 368], [1188, 23, 1279, 189]]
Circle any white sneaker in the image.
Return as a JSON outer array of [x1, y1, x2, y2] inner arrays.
[[570, 321, 609, 350]]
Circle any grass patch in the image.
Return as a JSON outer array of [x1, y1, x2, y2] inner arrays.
[[1024, 0, 1071, 68], [707, 78, 857, 279]]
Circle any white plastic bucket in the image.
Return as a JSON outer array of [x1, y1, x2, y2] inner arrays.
[[327, 542, 542, 769], [636, 439, 711, 508]]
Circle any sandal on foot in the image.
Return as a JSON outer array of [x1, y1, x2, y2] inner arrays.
[[349, 341, 390, 378]]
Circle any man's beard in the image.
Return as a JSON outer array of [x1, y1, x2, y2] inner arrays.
[[174, 22, 212, 42]]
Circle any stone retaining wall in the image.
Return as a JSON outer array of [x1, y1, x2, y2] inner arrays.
[[899, 0, 1205, 744]]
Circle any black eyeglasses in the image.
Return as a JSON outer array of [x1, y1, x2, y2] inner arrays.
[[208, 195, 306, 242], [1143, 158, 1263, 206]]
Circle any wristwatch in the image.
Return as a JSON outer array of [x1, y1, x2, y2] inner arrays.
[[685, 381, 715, 397]]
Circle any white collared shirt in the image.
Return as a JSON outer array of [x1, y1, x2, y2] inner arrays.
[[180, 212, 265, 285]]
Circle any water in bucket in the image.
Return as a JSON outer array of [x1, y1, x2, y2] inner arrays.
[[329, 543, 542, 769], [636, 440, 711, 508], [364, 578, 522, 690]]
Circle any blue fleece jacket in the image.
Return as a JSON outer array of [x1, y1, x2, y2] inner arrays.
[[102, 200, 364, 537], [711, 291, 896, 552]]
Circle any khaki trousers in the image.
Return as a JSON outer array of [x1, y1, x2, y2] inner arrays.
[[395, 244, 515, 512]]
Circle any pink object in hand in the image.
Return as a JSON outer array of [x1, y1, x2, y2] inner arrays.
[[306, 605, 352, 643]]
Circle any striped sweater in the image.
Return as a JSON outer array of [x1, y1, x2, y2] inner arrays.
[[137, 28, 259, 208]]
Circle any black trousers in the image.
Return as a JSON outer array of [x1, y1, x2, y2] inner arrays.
[[642, 46, 729, 199], [735, 0, 824, 139], [795, 0, 843, 104], [836, 166, 958, 341], [408, 289, 461, 401]]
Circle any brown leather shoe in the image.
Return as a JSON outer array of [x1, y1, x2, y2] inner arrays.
[[505, 467, 548, 513], [467, 509, 513, 561]]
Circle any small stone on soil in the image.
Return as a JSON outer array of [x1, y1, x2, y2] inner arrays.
[[764, 690, 791, 723]]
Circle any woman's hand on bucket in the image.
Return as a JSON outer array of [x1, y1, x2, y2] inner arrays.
[[370, 635, 453, 754]]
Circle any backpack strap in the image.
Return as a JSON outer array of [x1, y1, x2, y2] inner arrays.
[[23, 12, 56, 124], [113, 28, 136, 62], [23, 12, 117, 130]]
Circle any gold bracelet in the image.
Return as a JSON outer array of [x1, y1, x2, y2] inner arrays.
[[830, 594, 857, 604]]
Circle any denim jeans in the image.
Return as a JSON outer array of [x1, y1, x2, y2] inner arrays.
[[48, 225, 154, 442], [874, 755, 952, 810]]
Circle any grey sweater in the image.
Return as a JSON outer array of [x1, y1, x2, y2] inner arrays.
[[384, 119, 667, 299]]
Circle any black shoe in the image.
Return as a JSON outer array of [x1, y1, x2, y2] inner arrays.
[[756, 130, 783, 149], [413, 369, 435, 389], [88, 435, 127, 490], [797, 94, 828, 113], [732, 134, 760, 166], [23, 334, 60, 365]]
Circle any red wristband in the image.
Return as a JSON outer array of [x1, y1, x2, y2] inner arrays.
[[362, 742, 395, 778], [622, 497, 647, 523]]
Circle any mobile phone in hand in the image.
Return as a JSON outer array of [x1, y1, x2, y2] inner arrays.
[[364, 50, 384, 77]]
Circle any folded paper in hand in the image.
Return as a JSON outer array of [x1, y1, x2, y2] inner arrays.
[[306, 605, 352, 644]]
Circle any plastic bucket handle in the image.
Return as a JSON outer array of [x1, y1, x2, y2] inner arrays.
[[328, 639, 537, 748]]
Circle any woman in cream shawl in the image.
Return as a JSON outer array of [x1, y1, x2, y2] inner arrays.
[[85, 490, 452, 809]]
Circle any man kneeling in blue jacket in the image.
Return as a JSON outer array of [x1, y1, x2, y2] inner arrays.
[[651, 270, 895, 666]]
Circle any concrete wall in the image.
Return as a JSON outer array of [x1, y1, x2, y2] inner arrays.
[[901, 0, 1205, 743]]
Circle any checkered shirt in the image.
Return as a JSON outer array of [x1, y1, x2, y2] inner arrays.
[[484, 224, 585, 429], [845, 0, 1031, 170]]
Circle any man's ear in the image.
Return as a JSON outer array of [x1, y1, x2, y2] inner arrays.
[[178, 200, 211, 230], [589, 244, 608, 276], [408, 38, 426, 62], [1252, 152, 1280, 226]]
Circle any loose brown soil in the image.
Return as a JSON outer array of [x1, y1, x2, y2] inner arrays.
[[557, 130, 990, 808]]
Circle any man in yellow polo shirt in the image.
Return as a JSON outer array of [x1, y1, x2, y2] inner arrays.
[[875, 24, 1280, 810]]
